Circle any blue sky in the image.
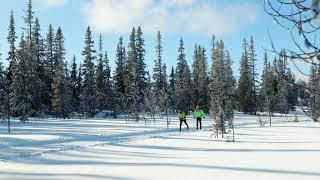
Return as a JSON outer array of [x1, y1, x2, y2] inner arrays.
[[0, 0, 307, 81]]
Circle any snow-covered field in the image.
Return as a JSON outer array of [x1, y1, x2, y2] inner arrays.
[[1, 113, 320, 180]]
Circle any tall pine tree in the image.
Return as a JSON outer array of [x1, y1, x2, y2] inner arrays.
[[192, 45, 209, 111], [96, 34, 108, 111], [80, 26, 96, 117], [174, 38, 192, 113], [114, 36, 126, 116], [238, 38, 255, 114]]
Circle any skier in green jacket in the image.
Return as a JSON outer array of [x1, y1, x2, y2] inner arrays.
[[192, 105, 205, 130], [178, 110, 189, 132]]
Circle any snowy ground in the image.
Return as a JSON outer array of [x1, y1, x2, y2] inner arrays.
[[1, 113, 320, 180]]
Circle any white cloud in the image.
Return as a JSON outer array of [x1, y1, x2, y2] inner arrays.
[[38, 0, 67, 8], [81, 0, 259, 34]]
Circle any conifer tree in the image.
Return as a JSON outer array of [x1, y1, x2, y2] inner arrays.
[[10, 34, 31, 116], [70, 55, 79, 112], [104, 51, 114, 111], [238, 38, 255, 114], [159, 63, 168, 113], [174, 38, 192, 113], [210, 39, 236, 135], [11, 0, 42, 116], [135, 26, 147, 113], [6, 10, 17, 92], [124, 28, 137, 114], [248, 36, 258, 114], [33, 17, 47, 114], [308, 64, 320, 122], [80, 26, 96, 117], [167, 67, 175, 112], [192, 45, 209, 111], [51, 27, 69, 118], [125, 27, 147, 118], [6, 10, 17, 117], [259, 51, 276, 116], [96, 34, 108, 111], [114, 36, 126, 116], [153, 31, 164, 111], [0, 47, 6, 117]]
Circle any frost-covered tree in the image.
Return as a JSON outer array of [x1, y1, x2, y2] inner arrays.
[[125, 27, 147, 118], [5, 11, 17, 117], [135, 26, 148, 113], [238, 38, 255, 114], [80, 26, 96, 117], [0, 50, 6, 117], [96, 34, 108, 111], [192, 45, 209, 111], [145, 71, 157, 121], [10, 34, 31, 116], [51, 27, 70, 118], [124, 28, 137, 115], [33, 17, 47, 114], [70, 55, 80, 113], [167, 67, 175, 112], [6, 11, 17, 95], [210, 39, 236, 134], [159, 63, 168, 113], [259, 51, 276, 115], [308, 64, 320, 122], [248, 36, 258, 114], [9, 0, 43, 117], [152, 31, 166, 112], [104, 51, 114, 112], [114, 36, 126, 116], [174, 38, 192, 113]]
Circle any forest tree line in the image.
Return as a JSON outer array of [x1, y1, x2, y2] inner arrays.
[[0, 0, 319, 125]]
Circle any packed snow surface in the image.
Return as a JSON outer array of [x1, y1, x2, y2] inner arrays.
[[1, 113, 320, 180]]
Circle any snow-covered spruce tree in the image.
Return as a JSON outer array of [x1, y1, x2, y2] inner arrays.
[[259, 51, 276, 116], [167, 67, 176, 112], [274, 50, 290, 114], [238, 38, 255, 114], [308, 64, 320, 122], [96, 34, 108, 111], [10, 0, 42, 117], [210, 39, 236, 135], [5, 11, 17, 118], [0, 46, 6, 117], [76, 63, 82, 111], [159, 63, 168, 114], [43, 24, 55, 113], [63, 61, 72, 117], [25, 0, 43, 116], [104, 51, 114, 112], [286, 68, 298, 111], [70, 55, 80, 113], [33, 17, 47, 114], [80, 26, 97, 117], [192, 45, 209, 112], [152, 31, 166, 113], [51, 27, 70, 118], [6, 11, 17, 111], [248, 36, 258, 114], [114, 36, 126, 116], [44, 24, 55, 81], [125, 27, 147, 120], [135, 26, 148, 115], [124, 28, 137, 115], [145, 71, 157, 122], [10, 34, 31, 117], [174, 38, 192, 113]]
